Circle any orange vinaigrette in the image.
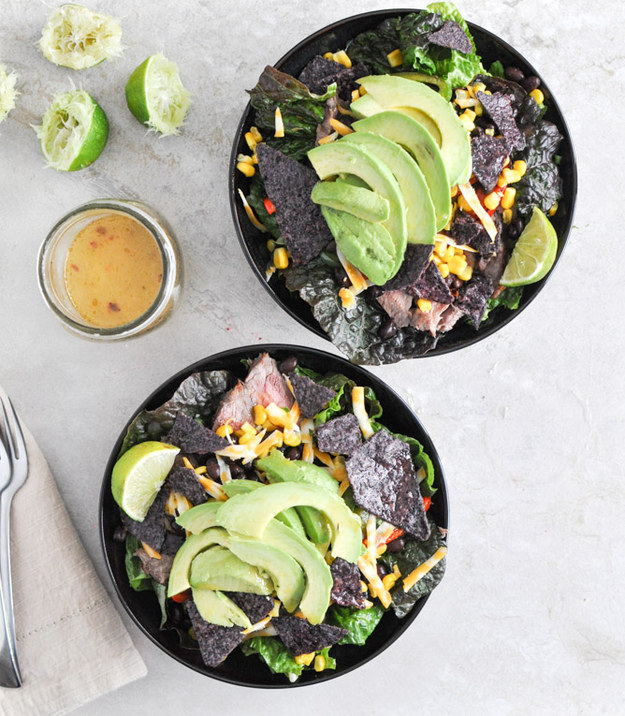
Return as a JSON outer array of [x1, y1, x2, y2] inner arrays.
[[64, 213, 163, 328]]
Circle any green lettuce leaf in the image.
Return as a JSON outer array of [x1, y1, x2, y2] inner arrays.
[[265, 135, 316, 162], [124, 534, 153, 591], [241, 637, 304, 678], [152, 581, 168, 629], [328, 604, 385, 645], [319, 647, 336, 670], [347, 16, 404, 74], [482, 286, 524, 323], [398, 12, 443, 75], [120, 370, 233, 454], [392, 433, 436, 495]]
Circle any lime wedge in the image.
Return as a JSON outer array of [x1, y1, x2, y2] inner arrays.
[[125, 53, 192, 136], [0, 64, 18, 123], [111, 441, 180, 522], [501, 207, 558, 286], [39, 4, 122, 70], [34, 89, 109, 171]]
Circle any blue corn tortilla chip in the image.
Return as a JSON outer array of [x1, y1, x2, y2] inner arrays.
[[185, 600, 244, 668], [456, 274, 494, 327], [449, 210, 497, 258], [168, 466, 209, 506], [162, 531, 185, 556], [256, 144, 333, 265], [470, 132, 510, 193], [428, 20, 472, 54], [225, 592, 274, 624], [120, 485, 169, 551], [165, 412, 228, 454], [476, 91, 526, 152], [290, 374, 337, 418], [298, 56, 370, 101], [330, 557, 366, 608], [410, 261, 453, 304], [315, 414, 362, 456], [346, 430, 430, 540], [273, 615, 347, 656], [381, 244, 432, 291]]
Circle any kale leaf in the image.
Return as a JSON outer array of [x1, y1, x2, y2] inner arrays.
[[241, 636, 305, 678], [124, 534, 153, 591], [328, 603, 385, 645], [516, 121, 563, 218], [247, 174, 281, 239], [347, 16, 404, 74], [265, 135, 316, 162]]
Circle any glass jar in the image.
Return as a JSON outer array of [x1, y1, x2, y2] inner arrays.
[[38, 199, 181, 340]]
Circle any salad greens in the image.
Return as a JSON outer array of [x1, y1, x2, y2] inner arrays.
[[329, 603, 385, 645]]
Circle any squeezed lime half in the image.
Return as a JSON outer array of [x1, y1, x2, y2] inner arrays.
[[39, 3, 122, 70], [111, 441, 180, 522], [501, 207, 558, 286], [0, 64, 18, 123], [34, 89, 109, 171], [125, 53, 192, 136]]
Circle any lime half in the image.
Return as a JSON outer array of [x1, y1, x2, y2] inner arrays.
[[111, 441, 180, 522], [34, 89, 109, 171], [0, 64, 18, 123], [39, 4, 122, 70], [501, 207, 558, 286], [125, 53, 192, 136]]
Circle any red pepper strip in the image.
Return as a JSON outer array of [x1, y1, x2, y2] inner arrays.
[[423, 496, 432, 512], [171, 589, 191, 603], [264, 197, 276, 215]]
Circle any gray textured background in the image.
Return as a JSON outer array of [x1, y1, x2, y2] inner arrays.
[[1, 0, 623, 713]]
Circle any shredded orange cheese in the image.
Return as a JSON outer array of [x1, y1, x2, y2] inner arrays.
[[402, 546, 448, 592]]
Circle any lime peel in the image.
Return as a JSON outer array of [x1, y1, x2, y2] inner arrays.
[[39, 4, 122, 70], [0, 64, 18, 123], [125, 53, 192, 136], [34, 89, 109, 171], [501, 207, 558, 287], [111, 441, 180, 522]]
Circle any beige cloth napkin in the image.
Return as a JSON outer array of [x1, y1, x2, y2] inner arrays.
[[0, 406, 147, 715]]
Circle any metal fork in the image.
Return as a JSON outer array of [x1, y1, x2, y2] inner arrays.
[[0, 396, 29, 688]]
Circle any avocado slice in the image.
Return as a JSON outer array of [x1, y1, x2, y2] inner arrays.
[[191, 586, 252, 629], [179, 495, 334, 624], [216, 482, 362, 563], [342, 131, 436, 245], [308, 141, 407, 276], [311, 181, 390, 223], [167, 526, 305, 612], [189, 545, 274, 595], [355, 75, 471, 186], [221, 480, 306, 538], [352, 111, 451, 231]]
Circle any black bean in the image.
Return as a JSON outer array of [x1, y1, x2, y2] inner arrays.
[[325, 240, 337, 253], [167, 602, 186, 627], [278, 355, 298, 374], [504, 66, 525, 83], [229, 462, 245, 479], [205, 457, 220, 480], [113, 525, 128, 543], [284, 446, 303, 461], [334, 267, 350, 287], [378, 319, 397, 340], [376, 562, 390, 579], [522, 75, 541, 92], [386, 537, 405, 553]]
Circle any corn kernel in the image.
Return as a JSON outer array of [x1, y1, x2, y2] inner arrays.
[[244, 131, 257, 151], [240, 422, 256, 436], [351, 89, 360, 102], [443, 245, 455, 262], [215, 424, 233, 438], [250, 126, 262, 143], [283, 429, 302, 447], [448, 254, 468, 276], [386, 48, 403, 67], [512, 160, 527, 177], [549, 201, 559, 216], [497, 174, 508, 188], [273, 247, 289, 269], [323, 52, 333, 60], [360, 580, 368, 593], [474, 103, 483, 116], [450, 185, 459, 198], [382, 573, 398, 591], [461, 108, 476, 122], [529, 88, 544, 105], [472, 82, 487, 94], [434, 239, 447, 258], [457, 195, 472, 213], [237, 153, 254, 165], [459, 115, 475, 132], [236, 161, 255, 178], [253, 405, 267, 425], [359, 85, 367, 96], [376, 544, 387, 556], [458, 265, 473, 282], [266, 239, 276, 253], [417, 298, 432, 313], [483, 191, 500, 211], [437, 262, 450, 279], [503, 208, 513, 224], [295, 652, 315, 666], [332, 50, 352, 68], [502, 168, 522, 184], [501, 187, 516, 210], [314, 654, 326, 672], [484, 128, 495, 136]]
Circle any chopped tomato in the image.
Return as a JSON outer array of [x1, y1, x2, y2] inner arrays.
[[171, 589, 191, 603], [263, 197, 276, 215], [423, 496, 432, 512]]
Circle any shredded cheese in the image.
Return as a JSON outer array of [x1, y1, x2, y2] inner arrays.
[[458, 183, 498, 240], [366, 514, 377, 564], [434, 232, 478, 253], [402, 546, 448, 592], [196, 475, 227, 501], [237, 188, 267, 233], [141, 542, 161, 560], [336, 249, 369, 294], [274, 107, 285, 138], [352, 386, 374, 439], [358, 554, 391, 608], [215, 455, 232, 483], [300, 419, 315, 463], [265, 402, 298, 431]]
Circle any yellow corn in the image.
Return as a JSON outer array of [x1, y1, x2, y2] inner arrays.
[[382, 573, 398, 591], [458, 265, 473, 282], [323, 51, 333, 60], [216, 424, 233, 438], [194, 465, 207, 475], [483, 191, 500, 211], [450, 185, 459, 198], [314, 654, 326, 672], [351, 89, 360, 102], [238, 430, 259, 446], [484, 128, 495, 136], [240, 422, 256, 436], [497, 174, 508, 188], [448, 254, 468, 276], [329, 117, 354, 136], [237, 153, 254, 165], [461, 108, 476, 122], [471, 82, 487, 95], [295, 652, 315, 666], [459, 114, 475, 132], [360, 580, 368, 593], [333, 50, 352, 68], [501, 187, 516, 210], [392, 564, 401, 578], [359, 86, 367, 96], [457, 194, 472, 213], [283, 428, 301, 447], [417, 298, 432, 313], [503, 208, 513, 224], [434, 239, 447, 258], [529, 88, 544, 105], [437, 262, 450, 279], [386, 48, 403, 67], [250, 126, 262, 143], [502, 168, 522, 184], [432, 254, 440, 265], [262, 419, 277, 432], [443, 245, 455, 262], [237, 161, 255, 177], [142, 542, 161, 560], [512, 160, 527, 177], [266, 240, 276, 253], [376, 544, 387, 556], [244, 131, 257, 151], [474, 103, 483, 116], [253, 405, 267, 425], [549, 201, 559, 216], [273, 247, 289, 269], [182, 457, 194, 470], [274, 107, 285, 138]]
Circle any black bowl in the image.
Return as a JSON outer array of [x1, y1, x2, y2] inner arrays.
[[229, 9, 577, 361], [99, 344, 448, 687]]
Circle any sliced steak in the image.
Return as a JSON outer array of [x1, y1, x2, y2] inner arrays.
[[377, 290, 413, 328], [211, 381, 255, 431], [245, 353, 293, 409], [134, 549, 175, 585], [410, 300, 451, 337]]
